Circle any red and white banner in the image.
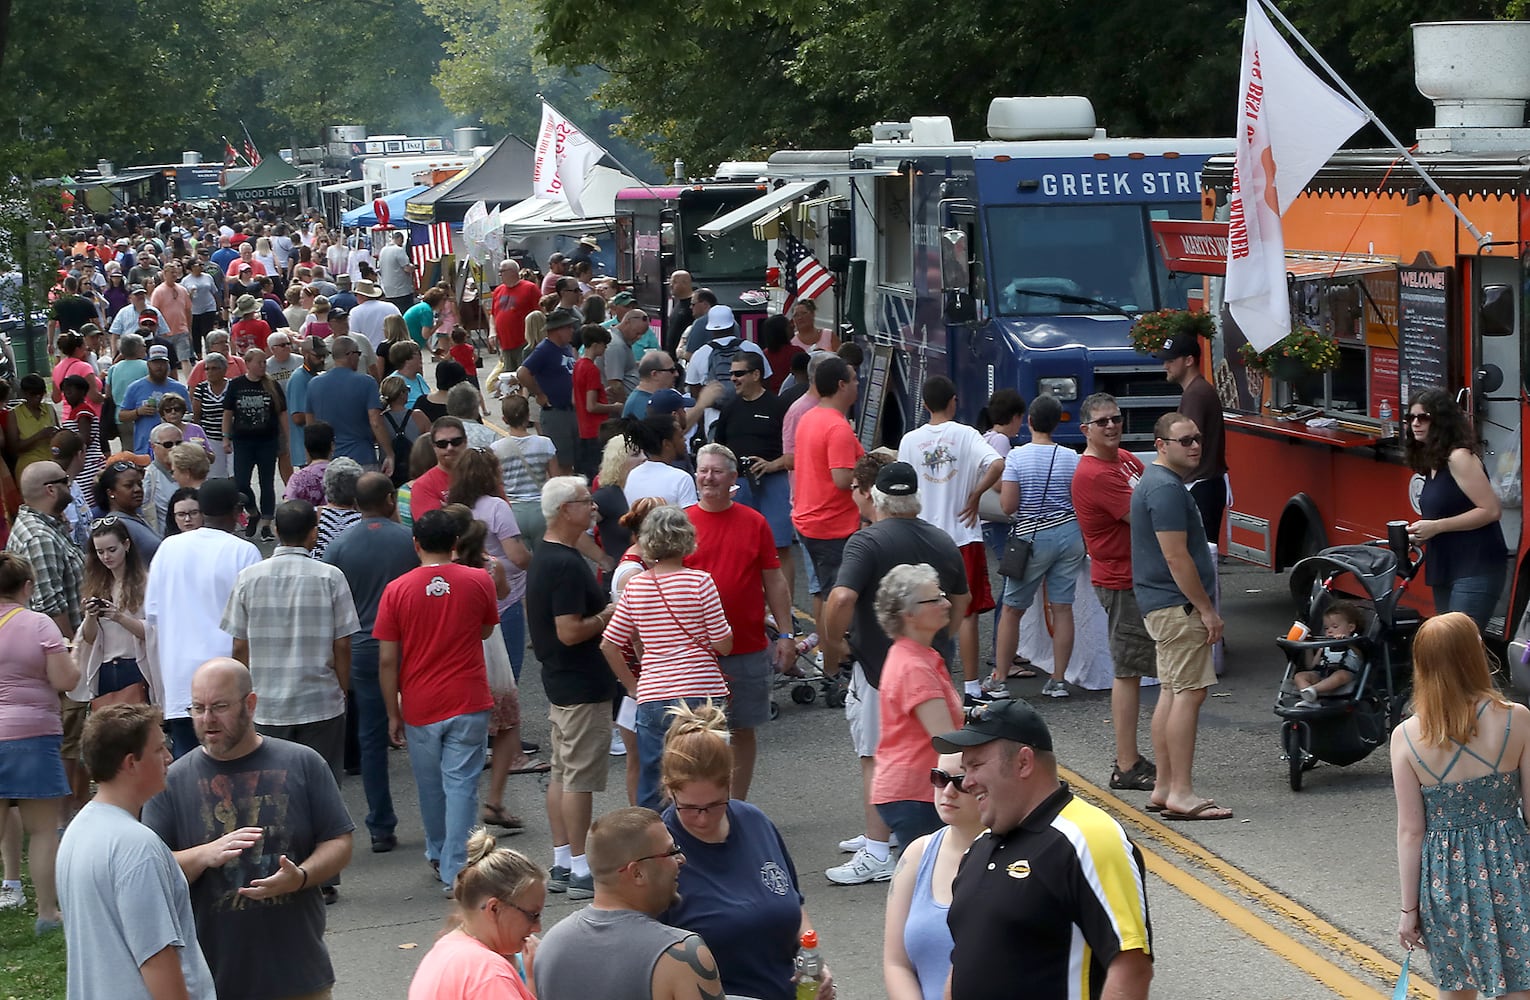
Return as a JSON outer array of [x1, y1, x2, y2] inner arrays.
[[532, 102, 600, 217], [1226, 0, 1366, 351]]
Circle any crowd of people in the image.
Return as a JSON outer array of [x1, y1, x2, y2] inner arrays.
[[0, 200, 1524, 1000]]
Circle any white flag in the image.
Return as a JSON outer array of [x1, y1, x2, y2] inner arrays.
[[533, 103, 600, 217], [462, 200, 490, 254], [1226, 0, 1367, 351]]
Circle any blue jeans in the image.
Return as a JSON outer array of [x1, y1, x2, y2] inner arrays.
[[875, 800, 943, 849], [1434, 568, 1508, 632], [500, 601, 525, 682], [167, 717, 199, 760], [635, 697, 712, 811], [405, 710, 489, 887], [350, 643, 397, 838]]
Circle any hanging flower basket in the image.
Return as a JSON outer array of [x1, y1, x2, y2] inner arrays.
[[1238, 324, 1340, 378], [1129, 309, 1215, 356]]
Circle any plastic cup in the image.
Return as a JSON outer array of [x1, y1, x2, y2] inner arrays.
[[1286, 620, 1310, 642]]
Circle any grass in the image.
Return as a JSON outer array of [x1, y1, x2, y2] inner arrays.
[[1, 870, 67, 1000]]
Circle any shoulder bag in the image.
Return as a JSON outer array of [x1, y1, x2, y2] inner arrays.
[[999, 445, 1058, 579]]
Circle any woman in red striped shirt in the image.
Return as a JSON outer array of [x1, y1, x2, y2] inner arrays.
[[601, 504, 732, 811]]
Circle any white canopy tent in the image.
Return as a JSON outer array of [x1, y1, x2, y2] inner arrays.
[[499, 165, 636, 239]]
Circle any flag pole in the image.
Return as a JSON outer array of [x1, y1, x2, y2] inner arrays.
[[535, 94, 667, 201], [1256, 0, 1488, 247], [221, 135, 250, 168]]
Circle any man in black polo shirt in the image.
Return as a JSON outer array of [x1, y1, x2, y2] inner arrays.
[[526, 475, 620, 901], [713, 351, 792, 563], [934, 700, 1153, 1000]]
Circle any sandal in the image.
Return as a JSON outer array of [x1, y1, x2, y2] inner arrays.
[[1008, 656, 1039, 679], [1161, 800, 1234, 822], [481, 804, 525, 830], [507, 759, 551, 775]]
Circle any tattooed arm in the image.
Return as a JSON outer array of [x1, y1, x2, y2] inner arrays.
[[653, 934, 725, 1000]]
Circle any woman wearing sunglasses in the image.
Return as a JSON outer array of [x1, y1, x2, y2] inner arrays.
[[657, 701, 832, 1000], [884, 752, 985, 1000], [1404, 389, 1507, 630]]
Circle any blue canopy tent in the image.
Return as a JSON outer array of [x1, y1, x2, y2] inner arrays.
[[341, 185, 431, 228]]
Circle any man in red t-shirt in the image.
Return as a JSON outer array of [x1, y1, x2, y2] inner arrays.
[[1071, 392, 1156, 793], [407, 416, 470, 520], [791, 355, 865, 631], [374, 508, 499, 891], [685, 443, 799, 798], [491, 259, 541, 369]]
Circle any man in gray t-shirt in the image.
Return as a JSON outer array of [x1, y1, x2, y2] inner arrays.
[[57, 706, 216, 1000], [1129, 412, 1230, 823], [603, 309, 647, 400]]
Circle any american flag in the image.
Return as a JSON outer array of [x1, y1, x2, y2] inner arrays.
[[781, 232, 833, 313], [243, 138, 261, 166], [410, 223, 454, 281]]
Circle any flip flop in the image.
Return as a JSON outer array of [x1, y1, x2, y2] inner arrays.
[[508, 759, 551, 774], [1008, 665, 1040, 679], [1161, 800, 1234, 822], [481, 804, 525, 829], [1145, 803, 1166, 813]]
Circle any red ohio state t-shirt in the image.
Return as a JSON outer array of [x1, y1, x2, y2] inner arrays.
[[1071, 450, 1145, 590], [373, 562, 499, 727]]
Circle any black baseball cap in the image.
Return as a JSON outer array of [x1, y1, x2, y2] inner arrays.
[[875, 461, 918, 496], [199, 478, 242, 518], [1154, 335, 1201, 362], [932, 698, 1054, 753]]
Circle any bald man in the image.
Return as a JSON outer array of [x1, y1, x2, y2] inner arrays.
[[5, 461, 84, 635], [664, 270, 694, 357], [144, 658, 354, 996]]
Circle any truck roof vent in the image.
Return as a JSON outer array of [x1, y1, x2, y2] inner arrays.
[[909, 117, 955, 145], [1413, 21, 1530, 152], [987, 97, 1097, 141], [871, 121, 913, 143]]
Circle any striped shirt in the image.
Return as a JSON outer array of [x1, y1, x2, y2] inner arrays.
[[193, 380, 227, 441], [1002, 443, 1080, 533], [602, 568, 731, 702], [492, 434, 557, 503]]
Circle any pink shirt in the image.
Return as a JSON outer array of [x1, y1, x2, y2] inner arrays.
[[872, 637, 962, 805], [0, 605, 68, 740], [781, 390, 818, 493], [151, 282, 193, 334], [407, 928, 534, 1000]]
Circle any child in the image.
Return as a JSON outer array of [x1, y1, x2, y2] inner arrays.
[[572, 324, 622, 480], [448, 327, 480, 385], [1294, 600, 1364, 703]]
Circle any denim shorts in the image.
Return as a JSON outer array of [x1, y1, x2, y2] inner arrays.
[[0, 733, 70, 800], [733, 470, 793, 549], [1000, 521, 1086, 610]]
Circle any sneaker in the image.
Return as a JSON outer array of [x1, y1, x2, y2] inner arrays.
[[837, 834, 866, 853], [566, 872, 594, 900], [0, 884, 23, 910], [979, 676, 1013, 699], [962, 691, 996, 710], [35, 917, 62, 936], [1300, 686, 1319, 704], [610, 730, 627, 756], [1041, 678, 1070, 698], [1109, 757, 1157, 791], [826, 847, 896, 885], [547, 865, 570, 893]]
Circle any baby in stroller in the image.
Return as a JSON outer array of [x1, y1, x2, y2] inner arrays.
[[1293, 600, 1365, 705]]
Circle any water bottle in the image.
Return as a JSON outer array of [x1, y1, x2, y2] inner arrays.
[[795, 632, 819, 656], [1379, 398, 1393, 423], [795, 930, 823, 1000]]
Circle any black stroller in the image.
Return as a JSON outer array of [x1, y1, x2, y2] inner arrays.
[[1273, 543, 1422, 790]]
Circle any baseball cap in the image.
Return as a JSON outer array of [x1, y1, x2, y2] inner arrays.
[[545, 307, 581, 332], [328, 307, 349, 321], [304, 336, 330, 356], [875, 461, 919, 496], [129, 284, 147, 295], [1154, 335, 1201, 362], [705, 304, 736, 331], [138, 311, 159, 326], [611, 291, 636, 306], [199, 478, 242, 518], [147, 345, 170, 361], [647, 388, 695, 417], [931, 698, 1054, 754]]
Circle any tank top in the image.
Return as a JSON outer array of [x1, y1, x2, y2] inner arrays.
[[1418, 461, 1507, 586], [903, 827, 955, 1000], [535, 908, 690, 1000]]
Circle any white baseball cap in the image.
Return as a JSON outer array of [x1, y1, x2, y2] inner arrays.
[[705, 304, 736, 331]]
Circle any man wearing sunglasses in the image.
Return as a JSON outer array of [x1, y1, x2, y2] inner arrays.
[[1072, 393, 1156, 794], [1129, 412, 1230, 822], [1155, 334, 1227, 546], [933, 700, 1152, 1000], [406, 417, 471, 520]]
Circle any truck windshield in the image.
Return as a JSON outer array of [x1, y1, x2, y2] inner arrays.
[[987, 203, 1200, 316]]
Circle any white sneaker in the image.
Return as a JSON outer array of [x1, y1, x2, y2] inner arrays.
[[826, 847, 896, 885], [1042, 678, 1070, 698], [609, 730, 627, 756], [0, 884, 22, 910], [837, 833, 899, 853], [979, 676, 1013, 699]]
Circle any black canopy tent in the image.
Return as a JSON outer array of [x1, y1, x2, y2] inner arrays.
[[405, 134, 536, 225]]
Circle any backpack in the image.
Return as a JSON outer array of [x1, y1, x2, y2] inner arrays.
[[383, 406, 416, 486], [705, 337, 743, 407]]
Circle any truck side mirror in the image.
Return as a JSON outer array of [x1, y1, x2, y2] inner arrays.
[[939, 228, 970, 292], [1480, 284, 1514, 338]]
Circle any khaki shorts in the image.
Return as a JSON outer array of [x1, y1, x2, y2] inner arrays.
[[548, 701, 611, 793], [59, 696, 89, 760], [1096, 586, 1157, 680], [1143, 605, 1216, 693]]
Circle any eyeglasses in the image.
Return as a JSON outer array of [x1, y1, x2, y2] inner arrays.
[[43, 477, 69, 488], [432, 436, 467, 449], [673, 800, 728, 816], [186, 701, 234, 716], [1407, 413, 1431, 424], [562, 497, 596, 507], [174, 508, 201, 520], [489, 899, 542, 924], [1086, 414, 1124, 428], [1158, 433, 1204, 447], [625, 844, 685, 868], [728, 370, 753, 380], [154, 438, 183, 447], [90, 515, 120, 529], [108, 461, 136, 472], [930, 768, 968, 793], [916, 591, 949, 605]]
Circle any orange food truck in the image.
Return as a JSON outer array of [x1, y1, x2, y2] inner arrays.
[[1179, 23, 1530, 653]]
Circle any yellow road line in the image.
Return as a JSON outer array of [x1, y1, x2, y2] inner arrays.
[[1058, 765, 1432, 1000]]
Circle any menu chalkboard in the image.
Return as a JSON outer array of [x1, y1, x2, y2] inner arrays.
[[857, 346, 896, 450], [1397, 263, 1453, 401]]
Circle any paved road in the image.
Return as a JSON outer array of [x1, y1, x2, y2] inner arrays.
[[318, 557, 1429, 999]]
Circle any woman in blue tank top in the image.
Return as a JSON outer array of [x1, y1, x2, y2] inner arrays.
[[1404, 390, 1507, 630], [883, 751, 986, 1000]]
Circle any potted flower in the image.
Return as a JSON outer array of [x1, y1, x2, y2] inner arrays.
[[1130, 309, 1215, 356], [1237, 324, 1341, 380]]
